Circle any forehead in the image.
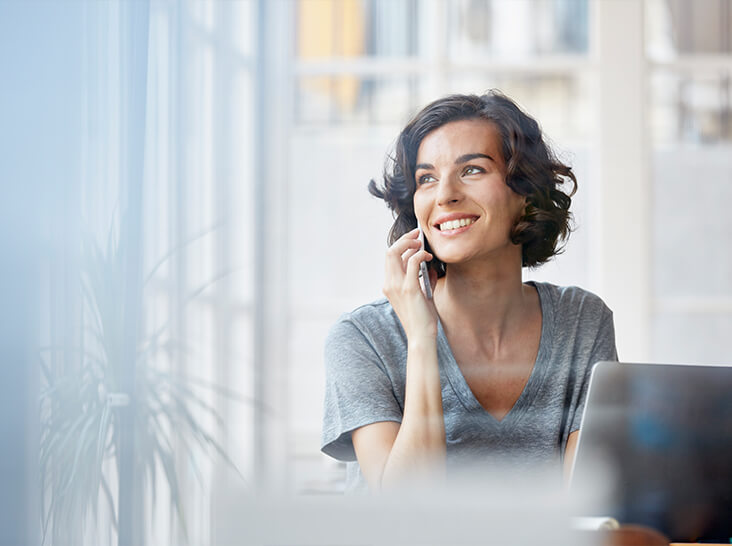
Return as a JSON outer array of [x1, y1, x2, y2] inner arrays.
[[416, 118, 504, 165]]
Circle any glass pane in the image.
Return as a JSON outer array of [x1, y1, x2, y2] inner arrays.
[[296, 76, 417, 125], [295, 0, 420, 59], [230, 70, 255, 304], [369, 78, 414, 123], [650, 71, 732, 144], [646, 0, 732, 57], [296, 76, 335, 124], [231, 0, 255, 58], [297, 74, 594, 129], [189, 0, 215, 31], [652, 147, 732, 300], [653, 312, 732, 365], [447, 72, 593, 141], [367, 0, 418, 56], [448, 0, 589, 60], [288, 128, 395, 311], [295, 0, 368, 58], [288, 315, 349, 494], [227, 312, 256, 482]]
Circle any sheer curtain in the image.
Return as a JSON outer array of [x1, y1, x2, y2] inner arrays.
[[35, 1, 257, 545]]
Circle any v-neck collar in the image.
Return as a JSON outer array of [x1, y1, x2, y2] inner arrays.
[[436, 281, 555, 428]]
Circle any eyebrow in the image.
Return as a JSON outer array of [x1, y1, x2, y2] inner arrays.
[[456, 152, 495, 164], [415, 153, 496, 172]]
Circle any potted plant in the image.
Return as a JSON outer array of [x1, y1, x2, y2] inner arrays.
[[39, 213, 244, 545]]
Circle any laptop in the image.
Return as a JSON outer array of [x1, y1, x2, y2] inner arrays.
[[571, 361, 732, 543]]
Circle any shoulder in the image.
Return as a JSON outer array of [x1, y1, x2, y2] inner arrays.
[[326, 298, 405, 354], [328, 298, 400, 337], [324, 298, 408, 378], [532, 282, 617, 362], [533, 281, 613, 322]]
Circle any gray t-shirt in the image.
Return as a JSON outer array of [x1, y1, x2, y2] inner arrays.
[[321, 281, 618, 491]]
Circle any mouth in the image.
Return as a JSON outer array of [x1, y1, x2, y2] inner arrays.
[[434, 216, 479, 234]]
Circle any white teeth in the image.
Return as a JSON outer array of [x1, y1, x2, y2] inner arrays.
[[438, 217, 476, 231]]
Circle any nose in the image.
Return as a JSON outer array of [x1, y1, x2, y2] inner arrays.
[[435, 172, 462, 206]]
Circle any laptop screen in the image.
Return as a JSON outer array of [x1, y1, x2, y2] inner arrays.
[[571, 361, 732, 543]]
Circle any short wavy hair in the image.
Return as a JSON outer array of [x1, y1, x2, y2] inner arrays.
[[368, 90, 577, 272]]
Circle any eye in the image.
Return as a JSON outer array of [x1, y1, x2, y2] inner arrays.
[[462, 165, 484, 176], [417, 173, 437, 185]]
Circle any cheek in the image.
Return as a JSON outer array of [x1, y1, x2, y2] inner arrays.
[[483, 187, 520, 214], [499, 189, 525, 218], [509, 197, 525, 219], [413, 194, 428, 220]]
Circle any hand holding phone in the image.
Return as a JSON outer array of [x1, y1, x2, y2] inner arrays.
[[417, 223, 433, 299]]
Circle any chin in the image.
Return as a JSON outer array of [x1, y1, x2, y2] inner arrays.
[[433, 253, 475, 266], [433, 244, 520, 268]]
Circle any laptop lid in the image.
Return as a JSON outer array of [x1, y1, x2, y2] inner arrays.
[[571, 361, 732, 543]]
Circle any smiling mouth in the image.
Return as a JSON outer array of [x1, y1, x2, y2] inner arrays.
[[436, 217, 478, 232]]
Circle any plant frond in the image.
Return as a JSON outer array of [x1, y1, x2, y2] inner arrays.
[[164, 377, 224, 427], [143, 221, 224, 287], [150, 433, 189, 543], [168, 394, 245, 483], [164, 369, 272, 413], [100, 474, 118, 530], [58, 410, 100, 497]]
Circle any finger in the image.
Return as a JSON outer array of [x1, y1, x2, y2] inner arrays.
[[405, 250, 433, 290], [386, 236, 421, 277], [387, 232, 421, 258], [395, 227, 420, 243], [400, 247, 419, 270]]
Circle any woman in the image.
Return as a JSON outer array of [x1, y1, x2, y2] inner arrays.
[[321, 91, 618, 493]]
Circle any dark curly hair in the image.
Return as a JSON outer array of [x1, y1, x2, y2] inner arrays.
[[368, 90, 577, 273]]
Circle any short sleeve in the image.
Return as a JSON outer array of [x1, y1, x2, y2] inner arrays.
[[320, 318, 403, 461], [569, 307, 619, 432]]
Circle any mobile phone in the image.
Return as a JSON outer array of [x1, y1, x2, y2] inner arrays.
[[417, 222, 433, 299]]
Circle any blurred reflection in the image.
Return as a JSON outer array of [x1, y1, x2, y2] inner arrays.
[[449, 0, 589, 59], [216, 472, 592, 546], [572, 363, 732, 542], [648, 0, 732, 54], [294, 0, 591, 136]]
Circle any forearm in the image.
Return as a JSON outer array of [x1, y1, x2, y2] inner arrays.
[[381, 337, 446, 489]]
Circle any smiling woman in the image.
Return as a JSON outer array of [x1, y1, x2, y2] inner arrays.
[[372, 92, 577, 276], [320, 91, 618, 493], [413, 120, 526, 271]]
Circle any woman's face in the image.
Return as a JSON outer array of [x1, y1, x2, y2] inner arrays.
[[413, 118, 526, 268]]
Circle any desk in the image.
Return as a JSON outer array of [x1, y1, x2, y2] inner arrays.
[[600, 526, 729, 546]]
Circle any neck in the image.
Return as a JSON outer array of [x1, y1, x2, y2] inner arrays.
[[433, 251, 533, 353]]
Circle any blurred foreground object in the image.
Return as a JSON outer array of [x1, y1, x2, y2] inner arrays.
[[214, 471, 609, 546]]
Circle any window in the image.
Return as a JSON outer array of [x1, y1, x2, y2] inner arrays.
[[646, 0, 732, 364]]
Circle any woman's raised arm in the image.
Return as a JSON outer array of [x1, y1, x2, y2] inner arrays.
[[352, 228, 446, 491]]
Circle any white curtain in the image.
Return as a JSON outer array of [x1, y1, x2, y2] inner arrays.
[[13, 1, 258, 545]]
